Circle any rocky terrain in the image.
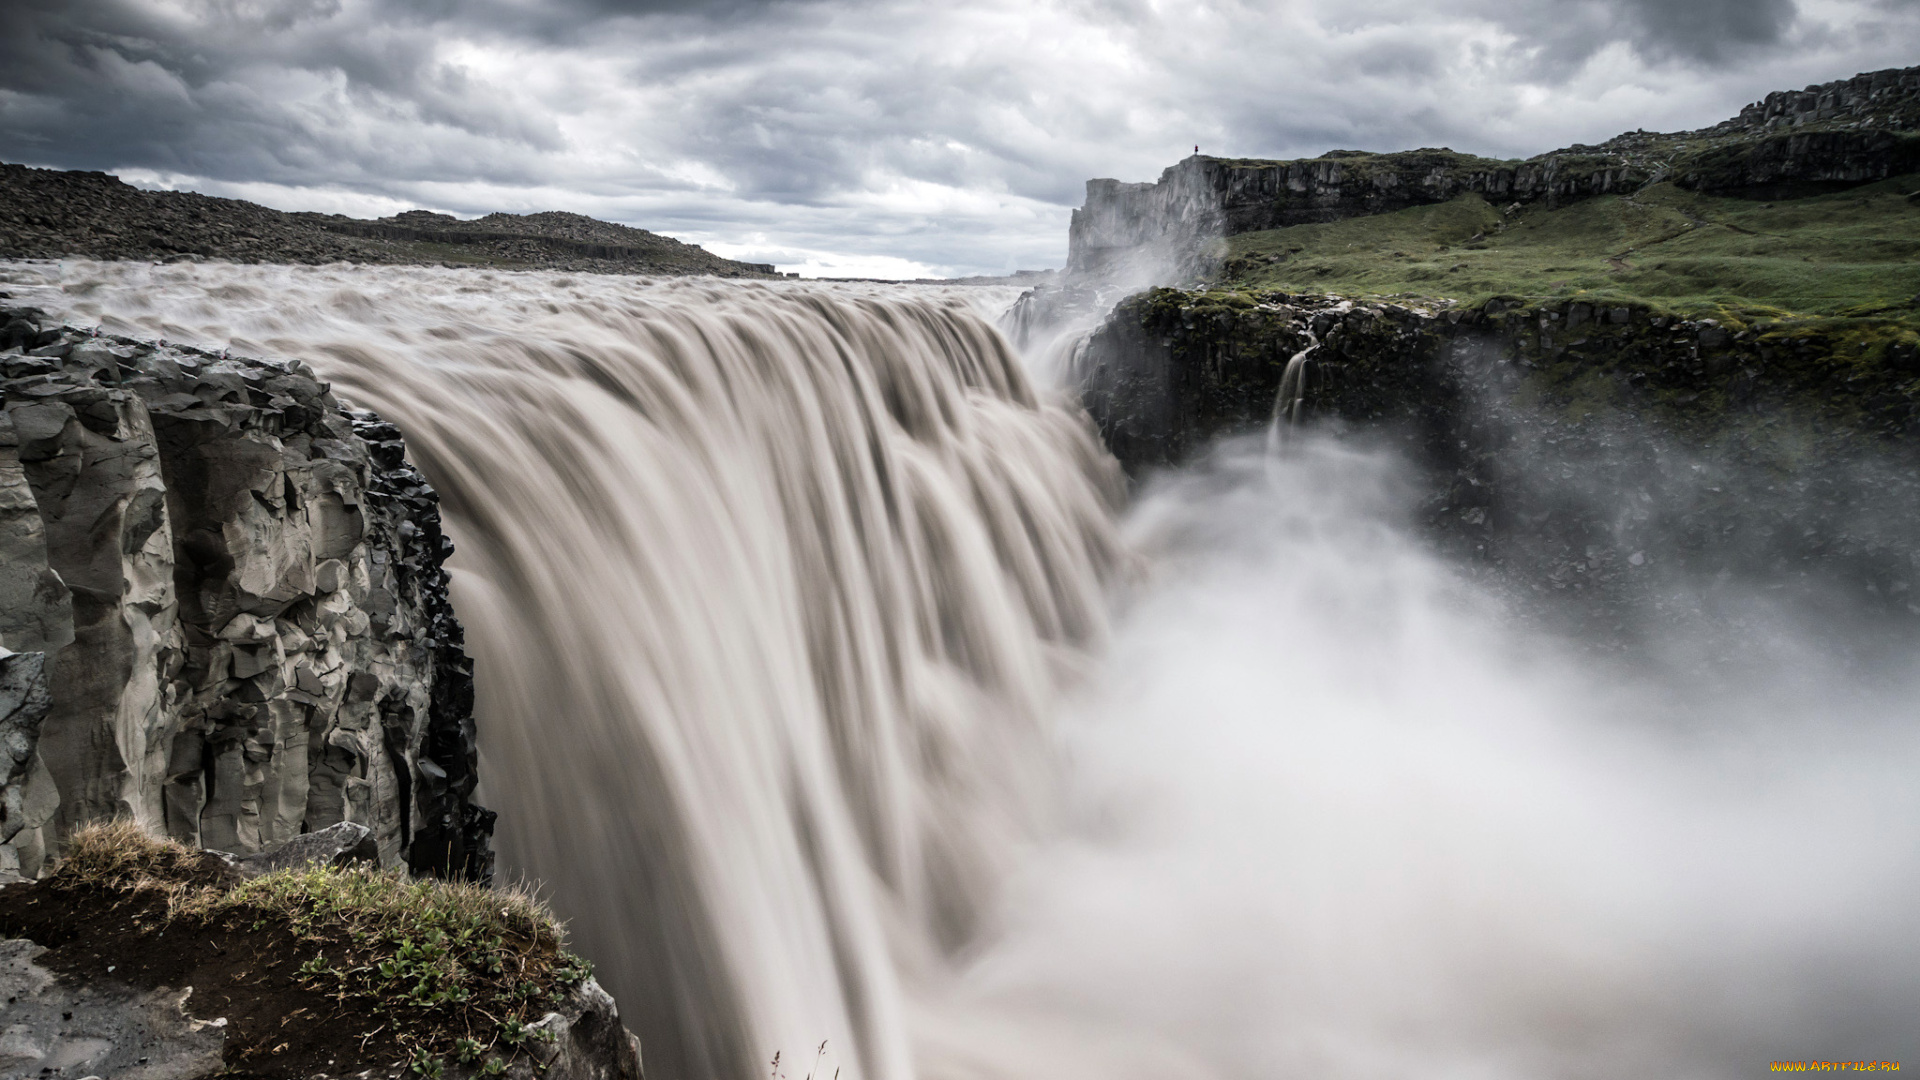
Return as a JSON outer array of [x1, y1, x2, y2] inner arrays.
[[1081, 287, 1919, 466], [1072, 285, 1920, 653], [1067, 65, 1920, 275], [1044, 68, 1920, 657], [0, 302, 491, 882], [0, 164, 777, 276], [0, 822, 642, 1079]]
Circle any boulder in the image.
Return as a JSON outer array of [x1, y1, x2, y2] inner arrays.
[[493, 978, 646, 1080], [211, 819, 378, 880]]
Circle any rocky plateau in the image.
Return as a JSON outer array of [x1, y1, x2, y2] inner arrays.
[[0, 165, 777, 278], [1047, 66, 1920, 657], [1067, 65, 1920, 276]]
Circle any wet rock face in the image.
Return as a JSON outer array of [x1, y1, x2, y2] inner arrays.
[[0, 308, 491, 881], [1075, 288, 1920, 653], [1080, 288, 1920, 470], [1073, 289, 1457, 469]]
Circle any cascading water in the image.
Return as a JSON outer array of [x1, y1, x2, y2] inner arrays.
[[1263, 330, 1318, 457], [8, 262, 1125, 1080], [9, 260, 1918, 1080]]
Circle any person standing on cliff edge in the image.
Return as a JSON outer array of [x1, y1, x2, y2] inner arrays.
[[1194, 145, 1199, 154]]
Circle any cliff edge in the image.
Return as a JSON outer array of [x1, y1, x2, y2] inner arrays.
[[1068, 65, 1920, 276], [0, 303, 492, 881]]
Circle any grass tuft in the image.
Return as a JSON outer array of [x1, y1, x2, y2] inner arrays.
[[42, 821, 591, 1072], [59, 820, 215, 891]]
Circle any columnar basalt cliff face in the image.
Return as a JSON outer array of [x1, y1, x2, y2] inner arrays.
[[1065, 150, 1681, 278], [0, 307, 491, 880], [1066, 66, 1920, 269]]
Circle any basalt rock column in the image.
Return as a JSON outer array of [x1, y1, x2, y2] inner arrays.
[[0, 307, 491, 880]]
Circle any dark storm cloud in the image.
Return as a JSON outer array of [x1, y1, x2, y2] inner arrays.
[[385, 0, 815, 46], [0, 0, 565, 182], [1499, 0, 1802, 68], [1, 0, 1915, 275], [1623, 0, 1801, 59]]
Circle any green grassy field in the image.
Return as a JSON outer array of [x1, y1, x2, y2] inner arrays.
[[1218, 177, 1920, 320]]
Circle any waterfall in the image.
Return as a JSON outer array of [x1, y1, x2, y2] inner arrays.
[[1263, 330, 1318, 458], [14, 259, 1919, 1080], [12, 263, 1125, 1080]]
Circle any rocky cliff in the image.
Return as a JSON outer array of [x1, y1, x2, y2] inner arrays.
[[0, 305, 492, 881], [1081, 287, 1919, 464], [1067, 163, 1230, 277], [1067, 66, 1920, 276], [1075, 287, 1920, 647]]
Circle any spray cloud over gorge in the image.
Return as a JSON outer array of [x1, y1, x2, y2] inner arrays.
[[6, 256, 1914, 1079]]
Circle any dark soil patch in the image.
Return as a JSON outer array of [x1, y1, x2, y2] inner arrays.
[[0, 859, 415, 1078], [0, 823, 592, 1079]]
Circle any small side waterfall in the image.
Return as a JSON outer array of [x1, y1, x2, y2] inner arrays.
[[1263, 331, 1318, 457], [16, 263, 1125, 1080]]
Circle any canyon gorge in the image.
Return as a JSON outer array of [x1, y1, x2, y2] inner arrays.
[[2, 62, 1918, 1080]]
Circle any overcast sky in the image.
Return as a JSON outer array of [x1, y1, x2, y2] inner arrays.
[[4, 0, 1919, 276]]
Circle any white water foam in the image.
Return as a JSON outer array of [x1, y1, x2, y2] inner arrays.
[[929, 439, 1920, 1080]]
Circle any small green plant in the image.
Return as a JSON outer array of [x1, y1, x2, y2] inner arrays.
[[408, 1048, 446, 1078], [45, 822, 595, 1076], [554, 955, 592, 986]]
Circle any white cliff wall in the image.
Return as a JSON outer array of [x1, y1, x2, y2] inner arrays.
[[1065, 156, 1226, 277]]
